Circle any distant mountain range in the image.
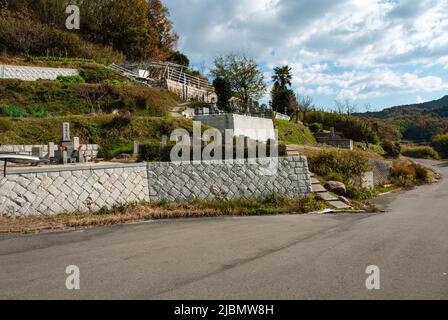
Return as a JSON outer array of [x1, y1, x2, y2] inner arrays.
[[362, 95, 448, 119]]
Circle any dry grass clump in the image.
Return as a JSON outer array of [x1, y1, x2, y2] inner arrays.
[[0, 195, 328, 234]]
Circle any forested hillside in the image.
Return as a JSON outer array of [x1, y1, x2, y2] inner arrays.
[[0, 0, 182, 63], [361, 95, 448, 142]]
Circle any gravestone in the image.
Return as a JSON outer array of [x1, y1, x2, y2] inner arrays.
[[48, 142, 55, 158], [73, 137, 80, 150], [62, 122, 71, 142]]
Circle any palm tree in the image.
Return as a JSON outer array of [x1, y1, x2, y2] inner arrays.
[[272, 65, 293, 89]]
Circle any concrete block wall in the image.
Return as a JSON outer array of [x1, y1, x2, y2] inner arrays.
[[0, 65, 78, 81], [369, 159, 393, 186], [193, 114, 276, 142], [0, 164, 149, 216], [147, 157, 312, 203], [0, 157, 312, 216]]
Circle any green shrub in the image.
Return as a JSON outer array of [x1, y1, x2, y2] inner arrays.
[[382, 140, 401, 159], [79, 67, 114, 83], [306, 111, 380, 143], [0, 104, 27, 117], [402, 146, 440, 160], [432, 134, 448, 159], [308, 150, 371, 184], [309, 123, 321, 134], [27, 105, 48, 118], [138, 141, 287, 162], [346, 185, 378, 200], [291, 195, 327, 213], [56, 75, 86, 84], [0, 118, 12, 132], [263, 193, 290, 206]]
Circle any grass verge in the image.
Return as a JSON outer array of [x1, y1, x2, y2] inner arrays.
[[0, 195, 328, 234]]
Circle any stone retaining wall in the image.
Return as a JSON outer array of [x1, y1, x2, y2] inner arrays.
[[369, 159, 393, 186], [0, 157, 311, 216], [147, 157, 311, 202], [0, 65, 78, 81]]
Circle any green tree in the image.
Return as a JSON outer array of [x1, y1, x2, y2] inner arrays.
[[213, 77, 233, 112], [272, 65, 293, 89], [168, 51, 190, 67], [211, 53, 266, 110], [432, 134, 448, 159], [271, 86, 296, 116]]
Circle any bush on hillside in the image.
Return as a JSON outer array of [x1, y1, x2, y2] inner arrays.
[[306, 111, 380, 143], [382, 140, 401, 159], [0, 79, 179, 117], [401, 146, 441, 160], [0, 9, 124, 64], [309, 123, 321, 134], [139, 141, 287, 162], [391, 160, 432, 188], [308, 150, 371, 184], [0, 104, 27, 117], [432, 134, 448, 159], [56, 75, 86, 84]]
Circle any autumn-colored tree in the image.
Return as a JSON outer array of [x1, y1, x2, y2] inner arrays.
[[1, 0, 179, 62], [147, 0, 179, 61], [102, 0, 150, 61]]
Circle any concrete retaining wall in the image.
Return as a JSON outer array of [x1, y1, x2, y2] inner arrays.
[[317, 138, 354, 151], [194, 114, 276, 142], [0, 157, 312, 216], [369, 159, 393, 186], [166, 79, 217, 103], [0, 65, 78, 81]]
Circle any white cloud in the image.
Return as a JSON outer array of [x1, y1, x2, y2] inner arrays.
[[166, 0, 448, 106]]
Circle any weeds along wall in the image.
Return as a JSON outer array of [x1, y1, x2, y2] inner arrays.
[[0, 157, 312, 216]]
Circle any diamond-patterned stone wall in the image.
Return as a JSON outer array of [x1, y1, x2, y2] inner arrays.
[[0, 157, 312, 216], [0, 65, 78, 81], [0, 164, 149, 216], [147, 157, 312, 203]]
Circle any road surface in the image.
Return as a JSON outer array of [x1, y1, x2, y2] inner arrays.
[[1, 160, 447, 300]]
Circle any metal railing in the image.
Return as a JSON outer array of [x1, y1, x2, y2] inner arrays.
[[113, 62, 215, 93]]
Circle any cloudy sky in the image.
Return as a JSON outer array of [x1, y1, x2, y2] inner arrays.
[[165, 0, 448, 111]]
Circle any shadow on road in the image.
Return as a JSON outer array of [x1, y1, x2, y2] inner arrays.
[[436, 161, 448, 167]]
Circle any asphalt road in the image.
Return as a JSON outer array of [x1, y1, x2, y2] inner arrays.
[[1, 160, 447, 300]]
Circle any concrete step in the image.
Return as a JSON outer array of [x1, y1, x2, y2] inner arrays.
[[327, 200, 352, 210], [318, 192, 339, 201], [312, 184, 327, 193], [311, 178, 320, 184]]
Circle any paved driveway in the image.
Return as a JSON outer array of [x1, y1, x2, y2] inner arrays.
[[1, 160, 447, 299]]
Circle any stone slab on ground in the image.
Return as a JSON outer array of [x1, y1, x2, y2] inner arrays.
[[318, 192, 339, 201], [327, 200, 352, 210], [312, 184, 327, 193], [311, 178, 320, 184]]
